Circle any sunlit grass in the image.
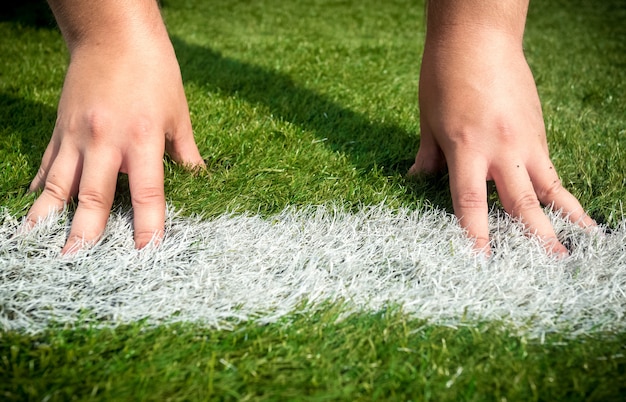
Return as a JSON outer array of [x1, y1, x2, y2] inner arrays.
[[1, 0, 625, 400]]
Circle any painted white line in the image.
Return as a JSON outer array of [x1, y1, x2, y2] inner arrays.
[[1, 205, 624, 337]]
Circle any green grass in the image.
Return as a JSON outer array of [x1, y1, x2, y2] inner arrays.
[[3, 307, 626, 401], [1, 0, 626, 400]]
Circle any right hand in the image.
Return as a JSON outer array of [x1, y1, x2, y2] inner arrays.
[[409, 27, 595, 255]]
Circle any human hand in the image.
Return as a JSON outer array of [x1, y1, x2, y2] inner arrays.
[[409, 28, 595, 255], [26, 12, 204, 254]]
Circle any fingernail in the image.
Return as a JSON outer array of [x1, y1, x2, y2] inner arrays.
[[543, 237, 569, 258], [472, 237, 492, 257], [61, 234, 98, 256], [135, 230, 164, 250]]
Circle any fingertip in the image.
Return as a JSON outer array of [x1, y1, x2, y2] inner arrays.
[[466, 236, 492, 259], [472, 237, 492, 256], [23, 194, 68, 236], [29, 180, 43, 194], [134, 229, 164, 250], [406, 163, 421, 178], [542, 237, 569, 259], [61, 234, 95, 256], [166, 129, 205, 168], [181, 157, 207, 173], [408, 150, 446, 177], [453, 203, 490, 254], [60, 240, 80, 256], [577, 213, 597, 231], [15, 216, 36, 236]]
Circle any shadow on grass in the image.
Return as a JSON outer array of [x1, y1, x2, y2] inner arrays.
[[172, 37, 419, 175], [171, 36, 454, 210], [0, 93, 55, 211], [0, 92, 55, 166], [0, 0, 55, 28]]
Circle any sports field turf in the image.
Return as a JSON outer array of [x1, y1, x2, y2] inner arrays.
[[1, 0, 625, 400]]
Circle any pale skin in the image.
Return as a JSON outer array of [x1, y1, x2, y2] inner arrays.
[[27, 0, 204, 253], [409, 0, 595, 255], [27, 0, 594, 255]]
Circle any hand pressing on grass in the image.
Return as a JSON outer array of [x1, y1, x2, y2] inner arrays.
[[26, 0, 204, 254], [408, 0, 595, 255]]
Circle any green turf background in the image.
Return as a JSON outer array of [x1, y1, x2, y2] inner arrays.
[[1, 0, 625, 400]]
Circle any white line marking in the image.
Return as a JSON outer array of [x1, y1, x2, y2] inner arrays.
[[1, 205, 624, 337]]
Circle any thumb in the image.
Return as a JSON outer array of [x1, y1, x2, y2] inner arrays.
[[165, 120, 205, 168], [408, 126, 446, 176]]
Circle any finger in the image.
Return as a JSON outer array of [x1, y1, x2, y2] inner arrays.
[[408, 124, 446, 176], [529, 159, 596, 229], [165, 119, 205, 168], [25, 145, 81, 229], [493, 162, 568, 256], [447, 156, 491, 253], [126, 148, 166, 249], [29, 136, 61, 192], [62, 149, 121, 254]]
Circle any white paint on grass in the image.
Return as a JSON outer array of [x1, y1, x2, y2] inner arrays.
[[1, 205, 625, 337]]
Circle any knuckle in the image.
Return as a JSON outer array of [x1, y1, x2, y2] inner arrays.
[[83, 109, 114, 143], [537, 179, 563, 203], [510, 191, 540, 216], [449, 128, 477, 149], [43, 179, 70, 203], [493, 118, 517, 145], [81, 110, 158, 144], [455, 191, 487, 211], [131, 186, 164, 206], [77, 189, 111, 210], [447, 117, 516, 149], [128, 116, 157, 143]]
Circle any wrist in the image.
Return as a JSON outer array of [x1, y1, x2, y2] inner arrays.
[[48, 0, 168, 54], [424, 0, 528, 49]]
